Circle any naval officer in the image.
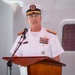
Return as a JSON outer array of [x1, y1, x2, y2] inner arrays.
[[10, 4, 64, 75]]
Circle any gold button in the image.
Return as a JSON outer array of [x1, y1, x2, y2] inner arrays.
[[42, 51, 45, 54], [42, 44, 44, 46]]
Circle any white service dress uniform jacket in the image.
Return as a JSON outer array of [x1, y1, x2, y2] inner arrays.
[[10, 27, 64, 75]]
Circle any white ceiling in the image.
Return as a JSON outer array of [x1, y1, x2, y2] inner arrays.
[[2, 0, 75, 9]]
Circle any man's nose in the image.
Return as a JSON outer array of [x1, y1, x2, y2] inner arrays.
[[32, 15, 37, 19]]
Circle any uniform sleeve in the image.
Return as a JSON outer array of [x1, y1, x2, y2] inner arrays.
[[10, 35, 22, 56], [51, 35, 65, 58]]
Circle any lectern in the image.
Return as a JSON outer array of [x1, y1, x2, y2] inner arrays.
[[3, 56, 66, 75]]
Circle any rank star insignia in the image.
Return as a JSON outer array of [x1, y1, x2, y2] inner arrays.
[[40, 37, 49, 44]]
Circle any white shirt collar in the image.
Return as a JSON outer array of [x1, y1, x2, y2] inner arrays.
[[26, 27, 46, 38]]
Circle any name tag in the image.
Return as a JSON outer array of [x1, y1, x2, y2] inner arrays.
[[23, 41, 28, 44]]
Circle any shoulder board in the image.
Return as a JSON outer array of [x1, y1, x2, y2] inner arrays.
[[18, 31, 23, 36], [46, 29, 57, 35]]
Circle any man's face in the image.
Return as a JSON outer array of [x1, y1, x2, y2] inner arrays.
[[27, 13, 42, 28]]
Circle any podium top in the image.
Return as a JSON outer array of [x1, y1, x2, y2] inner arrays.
[[2, 56, 66, 67]]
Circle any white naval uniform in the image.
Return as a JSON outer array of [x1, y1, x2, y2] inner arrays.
[[10, 27, 64, 75]]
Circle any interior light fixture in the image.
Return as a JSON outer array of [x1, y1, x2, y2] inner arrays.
[[3, 0, 23, 7]]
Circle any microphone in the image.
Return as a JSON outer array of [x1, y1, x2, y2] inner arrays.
[[23, 28, 28, 39], [6, 28, 28, 75], [18, 28, 28, 36]]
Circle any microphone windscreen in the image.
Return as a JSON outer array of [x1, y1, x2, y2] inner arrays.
[[18, 28, 28, 36]]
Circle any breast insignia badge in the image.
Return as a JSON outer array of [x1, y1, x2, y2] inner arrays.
[[40, 37, 49, 44]]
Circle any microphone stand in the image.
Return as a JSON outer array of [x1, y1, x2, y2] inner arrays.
[[7, 34, 25, 75]]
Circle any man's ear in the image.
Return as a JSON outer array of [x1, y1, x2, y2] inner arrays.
[[41, 15, 42, 21], [27, 17, 28, 22]]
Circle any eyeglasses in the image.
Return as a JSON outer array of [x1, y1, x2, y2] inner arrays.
[[27, 13, 41, 18]]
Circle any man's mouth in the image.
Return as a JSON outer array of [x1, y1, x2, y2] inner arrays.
[[33, 21, 38, 24]]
